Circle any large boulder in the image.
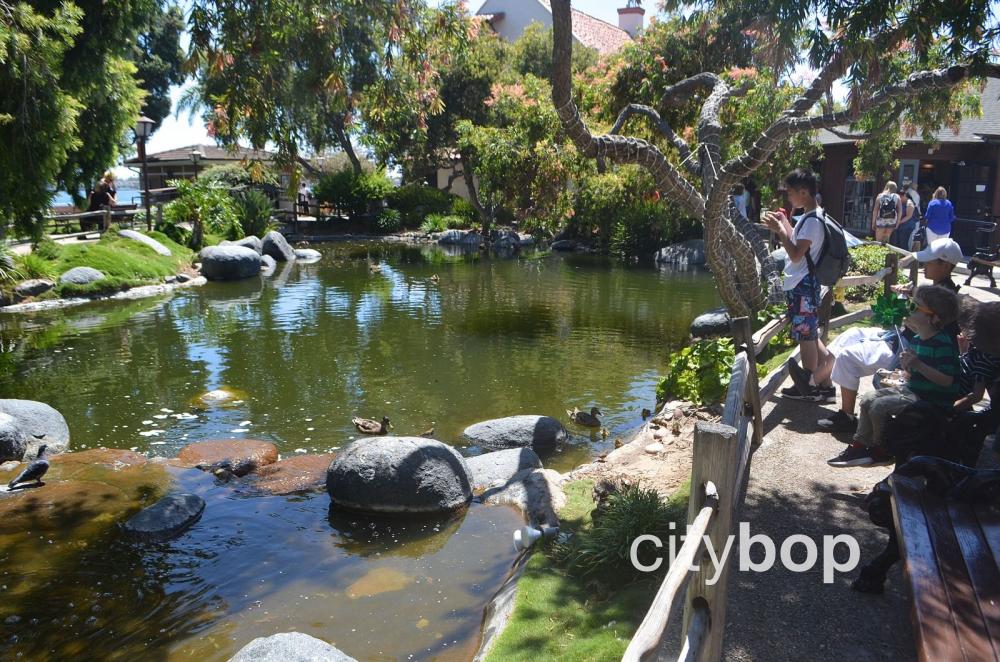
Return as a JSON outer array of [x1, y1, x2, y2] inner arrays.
[[260, 254, 277, 276], [251, 454, 334, 495], [326, 436, 472, 514], [550, 239, 579, 252], [122, 493, 205, 542], [491, 229, 521, 250], [463, 415, 567, 450], [689, 307, 731, 340], [13, 279, 55, 299], [436, 229, 481, 246], [59, 266, 105, 286], [199, 245, 262, 281], [0, 412, 27, 463], [0, 400, 70, 458], [262, 230, 296, 262], [480, 468, 566, 527], [294, 248, 322, 262], [229, 632, 356, 662], [118, 229, 172, 256], [176, 439, 279, 477], [655, 239, 706, 266], [465, 448, 543, 491], [221, 235, 263, 255]]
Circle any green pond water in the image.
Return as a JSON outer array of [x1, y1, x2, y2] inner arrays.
[[0, 241, 719, 660]]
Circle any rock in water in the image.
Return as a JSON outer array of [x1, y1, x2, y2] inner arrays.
[[229, 632, 357, 662], [655, 239, 706, 266], [260, 254, 277, 276], [58, 266, 105, 286], [261, 230, 295, 262], [199, 245, 262, 281], [465, 448, 543, 490], [13, 279, 55, 299], [326, 437, 472, 514], [122, 493, 205, 542], [550, 239, 578, 252], [0, 399, 70, 457], [0, 413, 27, 463], [462, 415, 567, 450], [436, 229, 481, 246], [117, 229, 172, 256], [294, 248, 321, 262], [689, 307, 731, 340], [220, 235, 263, 255]]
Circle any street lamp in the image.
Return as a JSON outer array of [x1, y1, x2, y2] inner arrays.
[[190, 148, 203, 180], [135, 115, 154, 230]]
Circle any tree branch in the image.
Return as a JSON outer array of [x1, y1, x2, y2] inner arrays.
[[611, 104, 698, 174], [657, 73, 723, 108], [823, 103, 902, 140], [550, 0, 704, 216]]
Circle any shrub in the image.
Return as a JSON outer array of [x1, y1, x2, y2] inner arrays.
[[0, 246, 23, 284], [16, 253, 54, 280], [555, 481, 687, 579], [161, 179, 242, 248], [451, 196, 479, 224], [420, 213, 466, 234], [843, 243, 906, 303], [234, 189, 275, 237], [657, 338, 735, 406], [315, 168, 393, 219], [33, 237, 63, 260], [201, 163, 279, 187], [376, 208, 402, 234], [387, 183, 454, 227]]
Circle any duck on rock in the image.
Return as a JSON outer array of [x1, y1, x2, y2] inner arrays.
[[567, 406, 602, 428], [352, 416, 392, 435], [8, 444, 49, 489]]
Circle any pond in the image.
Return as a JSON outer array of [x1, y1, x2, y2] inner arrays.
[[0, 241, 718, 659]]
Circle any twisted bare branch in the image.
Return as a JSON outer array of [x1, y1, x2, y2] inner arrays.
[[658, 73, 724, 108], [611, 104, 698, 174]]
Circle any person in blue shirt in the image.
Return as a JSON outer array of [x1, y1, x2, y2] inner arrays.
[[924, 187, 955, 243]]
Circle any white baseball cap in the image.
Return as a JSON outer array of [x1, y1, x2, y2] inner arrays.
[[914, 238, 963, 265]]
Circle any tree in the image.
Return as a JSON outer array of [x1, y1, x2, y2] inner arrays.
[[550, 0, 1000, 316], [133, 4, 185, 132]]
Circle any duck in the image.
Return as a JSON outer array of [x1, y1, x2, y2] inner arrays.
[[641, 408, 652, 420], [567, 406, 602, 428], [429, 274, 440, 283], [419, 425, 435, 438], [8, 444, 49, 489], [352, 416, 392, 435], [369, 262, 383, 274], [600, 427, 609, 439], [614, 437, 624, 449]]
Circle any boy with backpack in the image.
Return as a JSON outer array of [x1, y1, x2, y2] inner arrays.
[[764, 169, 849, 400]]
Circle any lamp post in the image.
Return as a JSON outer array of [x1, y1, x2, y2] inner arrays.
[[135, 115, 154, 231], [190, 148, 203, 180]]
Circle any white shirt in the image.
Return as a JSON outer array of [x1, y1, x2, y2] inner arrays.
[[783, 209, 825, 290]]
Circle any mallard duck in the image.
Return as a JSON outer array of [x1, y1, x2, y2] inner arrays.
[[369, 262, 383, 274], [567, 406, 602, 428], [600, 427, 609, 439], [641, 408, 652, 420], [429, 274, 439, 283], [419, 425, 435, 437], [614, 437, 624, 449], [352, 416, 392, 435]]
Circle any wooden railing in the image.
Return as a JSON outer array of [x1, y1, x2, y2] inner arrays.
[[623, 256, 903, 661]]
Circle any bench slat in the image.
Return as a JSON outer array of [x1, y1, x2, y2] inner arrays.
[[948, 502, 1000, 659], [975, 504, 1000, 576], [891, 476, 965, 662], [919, 495, 996, 661]]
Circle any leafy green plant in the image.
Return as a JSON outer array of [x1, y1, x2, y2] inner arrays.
[[872, 292, 910, 328], [0, 246, 23, 284], [554, 481, 687, 579], [201, 163, 279, 187], [843, 243, 905, 303], [387, 183, 455, 227], [234, 189, 275, 237], [33, 237, 63, 261], [656, 338, 736, 406], [450, 196, 479, 223], [376, 208, 402, 233], [315, 168, 393, 219], [420, 213, 465, 233], [161, 179, 242, 248], [16, 253, 56, 280]]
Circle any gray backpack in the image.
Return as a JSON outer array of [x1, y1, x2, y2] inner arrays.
[[803, 209, 850, 286]]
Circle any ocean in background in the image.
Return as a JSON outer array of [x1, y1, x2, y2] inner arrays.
[[51, 187, 143, 208]]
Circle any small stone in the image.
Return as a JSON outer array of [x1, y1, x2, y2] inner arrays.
[[13, 279, 55, 299], [58, 266, 105, 286], [645, 443, 664, 454]]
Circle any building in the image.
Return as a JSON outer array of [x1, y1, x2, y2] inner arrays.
[[123, 144, 283, 191], [818, 78, 1000, 252], [476, 0, 643, 54]]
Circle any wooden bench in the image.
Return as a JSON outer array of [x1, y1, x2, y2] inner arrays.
[[967, 255, 1000, 288], [891, 470, 1000, 661]]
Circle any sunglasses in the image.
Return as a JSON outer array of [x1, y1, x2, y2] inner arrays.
[[907, 301, 935, 315]]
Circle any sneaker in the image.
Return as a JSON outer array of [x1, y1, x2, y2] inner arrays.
[[781, 385, 823, 401], [787, 359, 812, 393], [828, 444, 876, 467], [818, 410, 858, 433], [817, 385, 836, 402]]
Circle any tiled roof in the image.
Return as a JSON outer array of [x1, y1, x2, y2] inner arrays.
[[817, 78, 1000, 146], [124, 144, 276, 164], [538, 1, 632, 55]]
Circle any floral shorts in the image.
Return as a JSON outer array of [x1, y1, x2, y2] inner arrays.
[[785, 273, 820, 341]]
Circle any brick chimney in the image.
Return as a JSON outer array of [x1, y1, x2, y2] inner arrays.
[[617, 2, 645, 38]]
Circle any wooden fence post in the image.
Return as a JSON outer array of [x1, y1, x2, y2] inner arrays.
[[682, 421, 744, 662], [884, 253, 899, 298], [731, 317, 762, 447], [102, 208, 112, 233], [156, 203, 163, 230]]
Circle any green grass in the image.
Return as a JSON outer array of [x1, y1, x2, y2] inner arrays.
[[485, 480, 690, 662], [12, 232, 194, 298]]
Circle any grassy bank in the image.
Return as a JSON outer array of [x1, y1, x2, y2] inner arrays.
[[11, 230, 194, 298], [485, 480, 689, 661]]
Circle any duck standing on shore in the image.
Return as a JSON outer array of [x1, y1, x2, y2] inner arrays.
[[567, 406, 602, 428], [8, 444, 50, 489], [352, 416, 392, 435]]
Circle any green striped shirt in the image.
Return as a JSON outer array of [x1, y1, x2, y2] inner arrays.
[[908, 331, 960, 407]]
